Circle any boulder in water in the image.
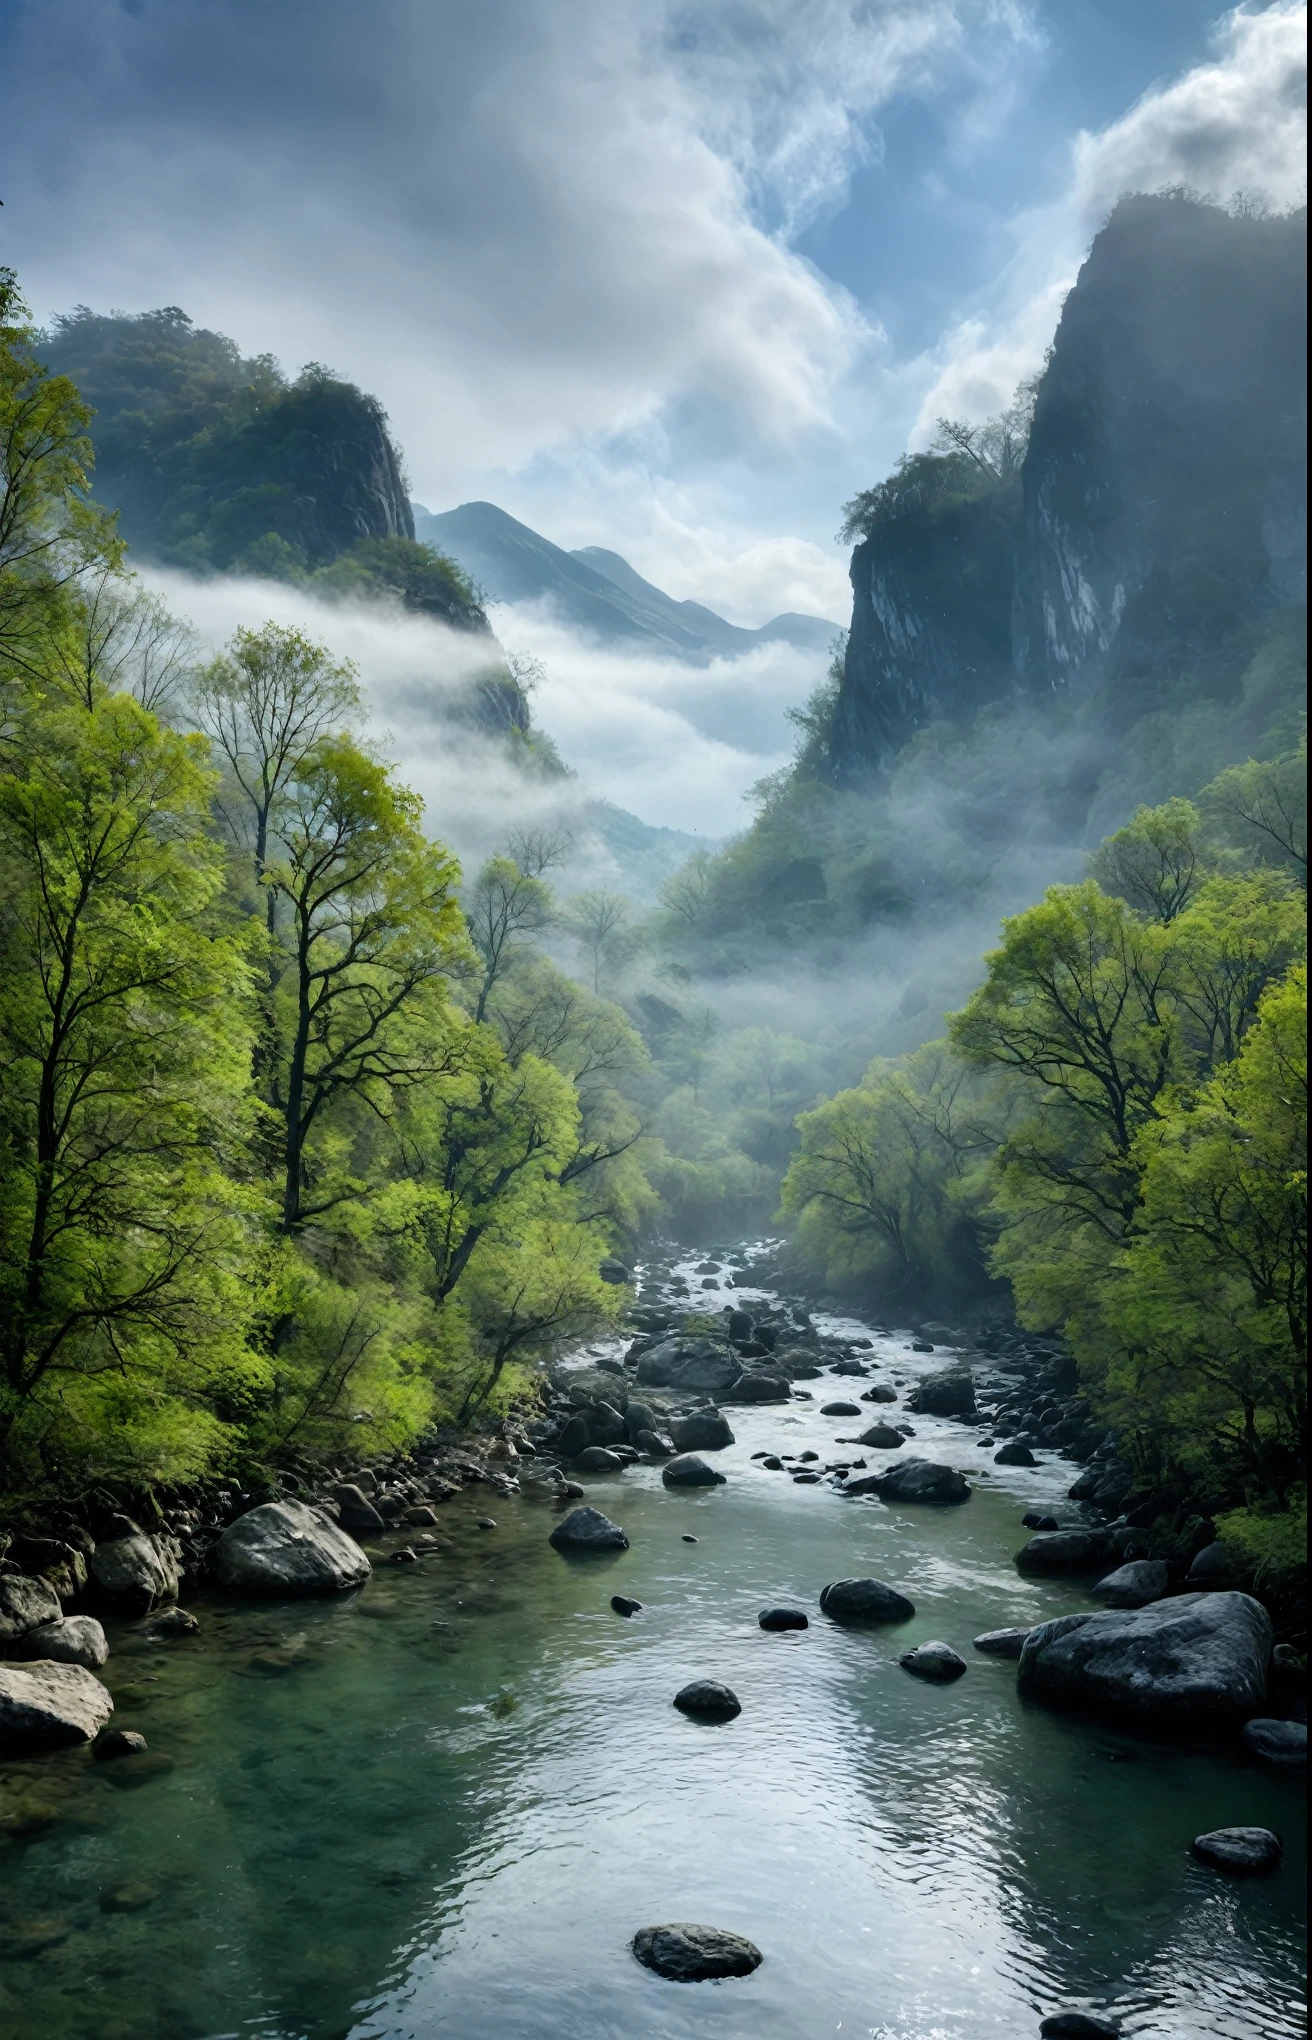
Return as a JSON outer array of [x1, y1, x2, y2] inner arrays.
[[857, 1423, 904, 1449], [669, 1410, 734, 1453], [821, 1401, 862, 1417], [662, 1454, 726, 1489], [972, 1627, 1031, 1658], [1018, 1592, 1271, 1732], [90, 1531, 179, 1612], [876, 1458, 971, 1505], [548, 1506, 629, 1553], [905, 1370, 976, 1416], [820, 1578, 915, 1624], [758, 1608, 808, 1631], [861, 1384, 898, 1403], [331, 1483, 385, 1534], [673, 1679, 741, 1719], [0, 1661, 114, 1751], [215, 1500, 372, 1595], [575, 1446, 625, 1473], [632, 1922, 762, 1981], [18, 1616, 109, 1669], [728, 1374, 790, 1403], [1191, 1826, 1282, 1874], [1016, 1530, 1114, 1575], [610, 1595, 642, 1617], [1039, 2017, 1121, 2039], [994, 1440, 1037, 1467], [899, 1640, 968, 1682]]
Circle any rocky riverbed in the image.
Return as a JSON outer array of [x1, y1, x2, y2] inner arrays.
[[0, 1241, 1305, 2037]]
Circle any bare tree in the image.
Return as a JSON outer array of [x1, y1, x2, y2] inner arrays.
[[565, 888, 634, 994], [54, 569, 197, 717]]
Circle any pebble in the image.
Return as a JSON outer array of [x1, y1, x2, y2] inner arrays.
[[476, 1518, 497, 1530]]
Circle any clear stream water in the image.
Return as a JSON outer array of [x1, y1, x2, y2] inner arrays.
[[0, 1254, 1304, 2040]]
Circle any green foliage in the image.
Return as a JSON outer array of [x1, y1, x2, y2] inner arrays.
[[780, 1044, 1001, 1299], [40, 305, 410, 574]]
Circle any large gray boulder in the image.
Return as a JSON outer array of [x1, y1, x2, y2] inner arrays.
[[331, 1483, 385, 1535], [1018, 1592, 1272, 1732], [632, 1923, 762, 1981], [857, 1423, 904, 1449], [0, 1661, 114, 1750], [820, 1578, 915, 1624], [1192, 1826, 1283, 1874], [215, 1499, 371, 1595], [0, 1573, 63, 1645], [1016, 1529, 1114, 1575], [662, 1454, 727, 1489], [18, 1616, 109, 1670], [91, 1531, 179, 1612], [726, 1374, 790, 1403], [670, 1348, 742, 1395], [575, 1446, 625, 1473], [906, 1370, 976, 1417], [669, 1410, 734, 1453], [973, 1627, 1031, 1658], [874, 1458, 971, 1505], [1187, 1540, 1242, 1588], [1092, 1560, 1171, 1609], [548, 1506, 629, 1553]]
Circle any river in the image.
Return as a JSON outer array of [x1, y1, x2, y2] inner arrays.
[[0, 1250, 1304, 2039]]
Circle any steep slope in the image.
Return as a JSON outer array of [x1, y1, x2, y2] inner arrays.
[[42, 306, 413, 573], [413, 501, 836, 661], [831, 194, 1306, 784]]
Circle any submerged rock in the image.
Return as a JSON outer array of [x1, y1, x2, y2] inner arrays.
[[1192, 1826, 1283, 1874], [673, 1679, 741, 1719], [1091, 1560, 1171, 1609], [632, 1922, 762, 1981], [94, 1728, 149, 1761], [1019, 1592, 1272, 1732], [758, 1608, 808, 1631], [0, 1662, 114, 1751], [972, 1628, 1031, 1658], [1241, 1718, 1306, 1768], [899, 1640, 968, 1683], [141, 1608, 199, 1640], [1039, 2017, 1121, 2038], [18, 1616, 109, 1670], [820, 1578, 915, 1624], [662, 1454, 726, 1489], [669, 1410, 734, 1452], [548, 1506, 629, 1553], [215, 1500, 372, 1596]]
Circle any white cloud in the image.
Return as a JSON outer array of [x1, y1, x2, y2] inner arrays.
[[909, 1, 1307, 435], [141, 568, 812, 842]]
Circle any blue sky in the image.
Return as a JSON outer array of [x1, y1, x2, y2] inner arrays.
[[1, 1, 1305, 629]]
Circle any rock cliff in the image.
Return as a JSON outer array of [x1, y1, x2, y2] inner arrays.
[[832, 194, 1306, 783]]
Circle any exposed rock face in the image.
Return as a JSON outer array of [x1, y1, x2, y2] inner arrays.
[[820, 1578, 915, 1624], [632, 1922, 762, 1981], [0, 1661, 114, 1750], [18, 1617, 109, 1670], [215, 1500, 372, 1595], [1018, 1592, 1272, 1732], [0, 1574, 63, 1645], [547, 1506, 629, 1553], [90, 1531, 179, 1612], [830, 195, 1306, 782]]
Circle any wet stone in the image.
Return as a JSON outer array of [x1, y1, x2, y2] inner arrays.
[[899, 1640, 968, 1683], [1191, 1826, 1282, 1874], [632, 1922, 762, 1982], [973, 1628, 1031, 1658], [674, 1679, 741, 1719], [758, 1608, 808, 1631], [610, 1595, 642, 1617]]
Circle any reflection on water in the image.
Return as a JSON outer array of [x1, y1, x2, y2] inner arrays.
[[0, 1285, 1304, 2039]]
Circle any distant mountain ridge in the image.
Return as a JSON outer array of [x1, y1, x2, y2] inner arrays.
[[411, 500, 838, 662]]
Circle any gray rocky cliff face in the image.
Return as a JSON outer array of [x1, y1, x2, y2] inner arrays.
[[831, 195, 1306, 784]]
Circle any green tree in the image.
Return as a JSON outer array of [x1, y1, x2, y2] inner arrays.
[[266, 736, 469, 1234], [193, 622, 361, 932], [1104, 964, 1306, 1504], [1200, 735, 1307, 885], [1088, 797, 1208, 923], [0, 686, 258, 1479]]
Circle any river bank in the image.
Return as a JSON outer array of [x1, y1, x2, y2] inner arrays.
[[0, 1243, 1306, 2037]]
